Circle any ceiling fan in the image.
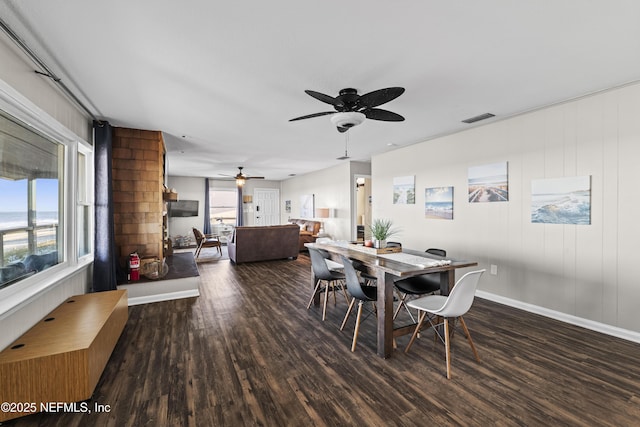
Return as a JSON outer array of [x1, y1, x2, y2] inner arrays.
[[218, 166, 264, 186], [289, 87, 405, 132]]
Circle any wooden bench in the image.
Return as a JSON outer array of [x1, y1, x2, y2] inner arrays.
[[0, 290, 128, 421]]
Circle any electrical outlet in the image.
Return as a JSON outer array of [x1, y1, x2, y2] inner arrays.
[[490, 264, 498, 275]]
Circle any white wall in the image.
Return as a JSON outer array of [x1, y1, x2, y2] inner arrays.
[[372, 82, 640, 336], [0, 31, 90, 141], [166, 175, 282, 238], [0, 31, 92, 349], [166, 176, 207, 239], [281, 161, 371, 241]]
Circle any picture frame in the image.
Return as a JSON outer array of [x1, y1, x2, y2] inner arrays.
[[425, 186, 454, 220], [468, 161, 509, 203], [393, 175, 415, 204], [531, 176, 591, 224], [300, 194, 314, 218]]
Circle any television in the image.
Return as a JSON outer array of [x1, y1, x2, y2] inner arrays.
[[169, 200, 199, 217]]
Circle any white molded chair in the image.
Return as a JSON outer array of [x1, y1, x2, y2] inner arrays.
[[404, 269, 485, 379]]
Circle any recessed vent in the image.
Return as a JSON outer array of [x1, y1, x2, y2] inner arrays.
[[462, 113, 495, 124]]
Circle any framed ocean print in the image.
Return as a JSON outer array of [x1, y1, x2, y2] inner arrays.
[[425, 186, 454, 220], [531, 176, 591, 224]]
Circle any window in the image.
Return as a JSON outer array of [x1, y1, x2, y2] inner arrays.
[[209, 188, 237, 226], [0, 111, 63, 289]]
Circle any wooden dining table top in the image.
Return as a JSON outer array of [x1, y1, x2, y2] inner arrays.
[[306, 241, 478, 278]]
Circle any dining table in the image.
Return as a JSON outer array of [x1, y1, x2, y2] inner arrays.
[[305, 241, 478, 358]]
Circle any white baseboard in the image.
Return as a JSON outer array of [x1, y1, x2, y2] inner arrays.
[[125, 289, 200, 306], [476, 290, 640, 344], [118, 276, 200, 306]]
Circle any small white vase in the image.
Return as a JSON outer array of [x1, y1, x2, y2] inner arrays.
[[373, 239, 387, 249]]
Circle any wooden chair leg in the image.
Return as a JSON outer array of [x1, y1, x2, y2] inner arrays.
[[332, 281, 338, 305], [459, 316, 480, 362], [322, 280, 330, 321], [444, 318, 452, 379], [405, 311, 427, 353], [341, 298, 356, 330], [392, 292, 406, 320], [339, 280, 349, 304], [307, 279, 322, 309], [351, 301, 364, 352]]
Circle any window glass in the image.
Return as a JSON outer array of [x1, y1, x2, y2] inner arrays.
[[209, 189, 237, 226], [77, 150, 92, 257], [0, 111, 62, 289]]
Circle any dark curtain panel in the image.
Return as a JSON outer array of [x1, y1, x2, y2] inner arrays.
[[203, 178, 212, 234], [236, 185, 244, 227], [93, 121, 119, 291]]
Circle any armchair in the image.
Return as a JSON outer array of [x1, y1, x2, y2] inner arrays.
[[192, 227, 222, 259]]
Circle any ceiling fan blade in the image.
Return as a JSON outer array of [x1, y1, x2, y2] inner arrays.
[[363, 108, 405, 122], [304, 90, 337, 106], [289, 111, 335, 122], [358, 87, 405, 109], [246, 176, 265, 180]]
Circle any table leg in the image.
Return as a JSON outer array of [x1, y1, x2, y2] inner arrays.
[[440, 268, 456, 296], [376, 270, 394, 358]]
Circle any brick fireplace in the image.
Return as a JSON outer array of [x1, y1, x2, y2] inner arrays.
[[111, 127, 167, 266]]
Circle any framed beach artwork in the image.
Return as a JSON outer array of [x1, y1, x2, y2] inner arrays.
[[468, 161, 509, 203], [531, 176, 591, 225], [393, 175, 415, 204], [425, 187, 454, 220], [300, 194, 314, 218]]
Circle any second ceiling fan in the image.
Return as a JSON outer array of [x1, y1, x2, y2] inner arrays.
[[289, 87, 405, 133], [218, 166, 264, 186]]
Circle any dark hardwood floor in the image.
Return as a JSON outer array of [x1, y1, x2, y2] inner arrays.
[[9, 252, 640, 426]]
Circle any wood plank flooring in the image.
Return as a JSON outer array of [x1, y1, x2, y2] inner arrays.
[[8, 253, 640, 426]]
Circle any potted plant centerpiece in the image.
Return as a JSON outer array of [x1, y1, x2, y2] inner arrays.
[[369, 218, 400, 249]]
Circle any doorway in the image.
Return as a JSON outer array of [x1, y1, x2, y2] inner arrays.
[[253, 188, 280, 226], [354, 176, 371, 241]]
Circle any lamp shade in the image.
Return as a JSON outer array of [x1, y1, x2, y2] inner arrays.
[[316, 208, 330, 218]]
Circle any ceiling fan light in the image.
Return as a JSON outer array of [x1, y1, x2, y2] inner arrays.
[[330, 112, 365, 129], [236, 177, 245, 186]]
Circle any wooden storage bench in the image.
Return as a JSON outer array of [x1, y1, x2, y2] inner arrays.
[[0, 290, 128, 421]]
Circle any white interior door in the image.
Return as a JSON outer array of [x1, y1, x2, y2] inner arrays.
[[253, 188, 280, 225]]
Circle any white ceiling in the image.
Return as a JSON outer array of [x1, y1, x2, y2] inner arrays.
[[2, 1, 640, 180]]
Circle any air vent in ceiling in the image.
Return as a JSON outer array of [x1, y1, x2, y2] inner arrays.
[[462, 113, 495, 124]]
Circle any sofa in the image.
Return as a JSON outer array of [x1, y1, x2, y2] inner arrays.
[[228, 224, 299, 264], [288, 218, 322, 251]]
